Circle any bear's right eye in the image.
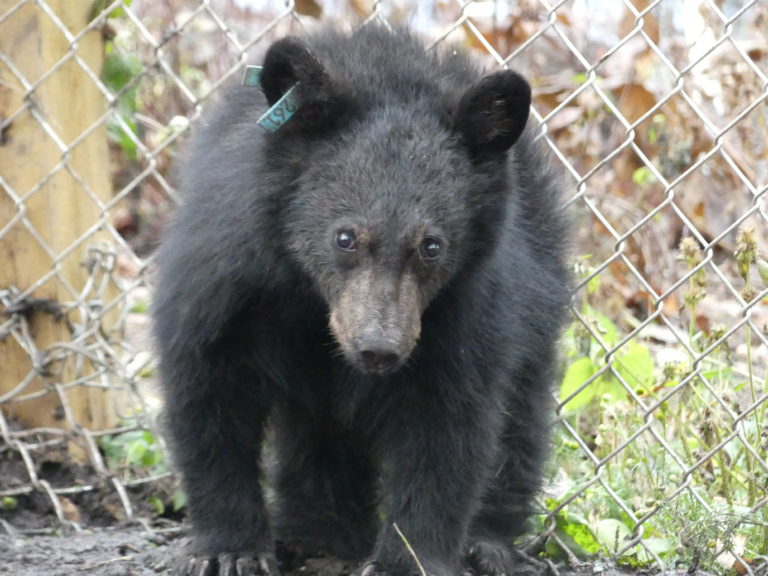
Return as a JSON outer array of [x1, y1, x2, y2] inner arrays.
[[419, 236, 442, 262], [335, 230, 357, 252]]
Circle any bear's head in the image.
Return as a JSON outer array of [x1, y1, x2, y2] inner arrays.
[[260, 33, 531, 375]]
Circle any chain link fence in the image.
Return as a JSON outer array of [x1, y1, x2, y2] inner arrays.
[[1, 0, 767, 571]]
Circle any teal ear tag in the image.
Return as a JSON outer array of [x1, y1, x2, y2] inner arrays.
[[257, 83, 300, 132], [242, 65, 301, 132], [242, 65, 262, 87]]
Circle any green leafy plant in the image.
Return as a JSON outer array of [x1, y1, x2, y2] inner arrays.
[[547, 246, 768, 572], [100, 427, 166, 476], [0, 496, 18, 511], [99, 423, 187, 515], [102, 39, 142, 160]]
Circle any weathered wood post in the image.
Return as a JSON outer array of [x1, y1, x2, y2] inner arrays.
[[0, 0, 119, 445]]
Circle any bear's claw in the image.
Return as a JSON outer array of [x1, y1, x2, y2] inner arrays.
[[175, 552, 279, 576]]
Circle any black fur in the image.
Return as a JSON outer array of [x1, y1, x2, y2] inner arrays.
[[154, 25, 569, 576]]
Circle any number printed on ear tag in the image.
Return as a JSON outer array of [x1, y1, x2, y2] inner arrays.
[[257, 83, 301, 131], [242, 65, 301, 132]]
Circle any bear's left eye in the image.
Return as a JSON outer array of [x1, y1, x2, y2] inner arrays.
[[335, 230, 358, 252], [419, 237, 442, 262]]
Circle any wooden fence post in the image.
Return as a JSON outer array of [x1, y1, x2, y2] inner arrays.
[[0, 0, 120, 445]]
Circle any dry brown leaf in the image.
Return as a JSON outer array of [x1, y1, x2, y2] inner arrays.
[[295, 0, 322, 19], [59, 497, 82, 523], [620, 0, 659, 45], [349, 0, 372, 18]]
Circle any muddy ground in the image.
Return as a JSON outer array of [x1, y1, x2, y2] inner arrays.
[[0, 527, 176, 576], [3, 528, 723, 576], [0, 446, 712, 576], [0, 527, 673, 576], [0, 527, 377, 576]]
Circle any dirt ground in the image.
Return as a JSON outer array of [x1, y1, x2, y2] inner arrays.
[[0, 527, 176, 576], [0, 444, 712, 576], [3, 526, 726, 576], [0, 526, 679, 576], [0, 497, 712, 576]]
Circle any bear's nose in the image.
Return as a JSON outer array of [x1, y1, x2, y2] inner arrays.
[[358, 342, 401, 374]]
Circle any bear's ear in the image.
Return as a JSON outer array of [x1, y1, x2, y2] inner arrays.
[[260, 37, 353, 132], [261, 37, 328, 106], [454, 70, 532, 158]]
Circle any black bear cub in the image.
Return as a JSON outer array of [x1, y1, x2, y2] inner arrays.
[[154, 24, 569, 576]]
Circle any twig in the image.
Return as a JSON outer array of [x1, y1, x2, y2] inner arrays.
[[80, 556, 133, 571], [392, 522, 427, 576]]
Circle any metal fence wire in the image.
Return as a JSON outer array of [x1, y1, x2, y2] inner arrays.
[[1, 0, 768, 572]]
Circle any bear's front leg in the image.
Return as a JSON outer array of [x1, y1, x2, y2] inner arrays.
[[161, 353, 278, 576], [169, 391, 278, 576], [362, 386, 504, 576]]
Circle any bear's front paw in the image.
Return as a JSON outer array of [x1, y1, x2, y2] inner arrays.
[[465, 540, 512, 576], [174, 551, 279, 576]]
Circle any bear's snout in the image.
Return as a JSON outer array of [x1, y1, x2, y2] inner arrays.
[[329, 268, 422, 375], [356, 330, 404, 374]]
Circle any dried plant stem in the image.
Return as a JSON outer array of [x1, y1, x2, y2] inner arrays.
[[392, 522, 427, 576]]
